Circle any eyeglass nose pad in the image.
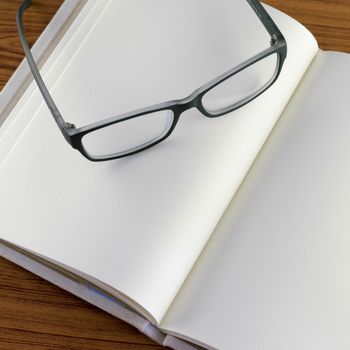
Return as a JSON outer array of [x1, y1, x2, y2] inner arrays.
[[158, 110, 176, 136], [164, 110, 174, 130], [166, 111, 174, 128]]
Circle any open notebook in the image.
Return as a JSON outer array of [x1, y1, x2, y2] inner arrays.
[[1, 1, 350, 349]]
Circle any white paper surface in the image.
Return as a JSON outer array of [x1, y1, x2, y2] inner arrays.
[[0, 1, 316, 323], [161, 52, 350, 349]]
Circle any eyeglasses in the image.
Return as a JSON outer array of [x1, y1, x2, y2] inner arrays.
[[17, 0, 287, 162]]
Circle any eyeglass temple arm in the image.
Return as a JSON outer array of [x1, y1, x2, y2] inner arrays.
[[248, 0, 286, 44], [16, 0, 73, 143]]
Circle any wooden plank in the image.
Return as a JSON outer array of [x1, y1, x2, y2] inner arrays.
[[264, 0, 350, 52], [1, 1, 350, 349]]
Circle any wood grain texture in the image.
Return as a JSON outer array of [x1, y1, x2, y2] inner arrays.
[[1, 1, 350, 349]]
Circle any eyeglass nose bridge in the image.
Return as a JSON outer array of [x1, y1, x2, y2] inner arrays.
[[174, 91, 204, 115]]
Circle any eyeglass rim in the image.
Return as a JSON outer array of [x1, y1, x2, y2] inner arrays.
[[17, 0, 287, 162]]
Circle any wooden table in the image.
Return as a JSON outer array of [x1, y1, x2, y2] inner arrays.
[[1, 1, 350, 349]]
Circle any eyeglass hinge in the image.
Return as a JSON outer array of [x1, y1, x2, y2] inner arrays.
[[270, 35, 278, 46], [65, 122, 76, 129]]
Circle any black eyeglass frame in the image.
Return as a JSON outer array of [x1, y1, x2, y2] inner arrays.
[[17, 0, 287, 162]]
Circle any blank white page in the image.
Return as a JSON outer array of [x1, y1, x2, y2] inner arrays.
[[0, 0, 317, 324], [161, 52, 350, 349]]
